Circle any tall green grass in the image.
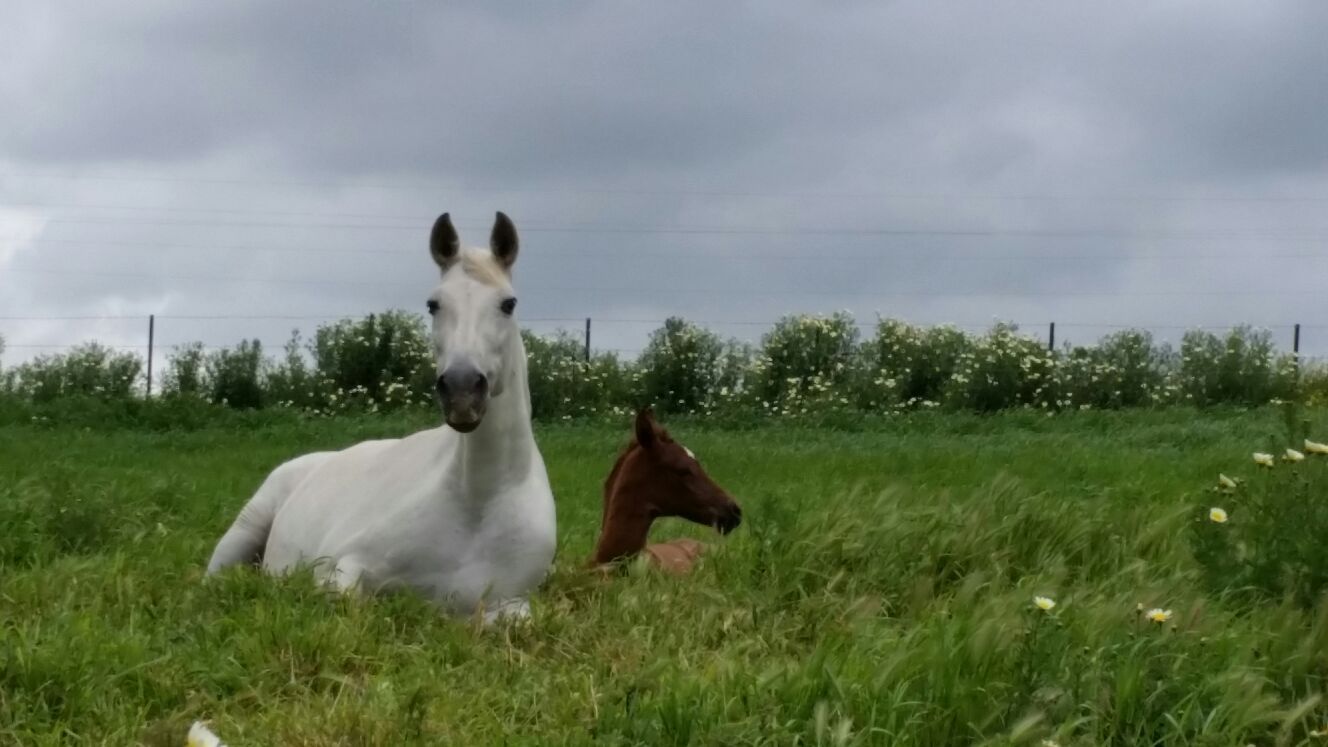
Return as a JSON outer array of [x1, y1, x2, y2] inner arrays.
[[3, 409, 1328, 744]]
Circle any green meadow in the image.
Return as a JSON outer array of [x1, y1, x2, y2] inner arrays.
[[3, 408, 1328, 745]]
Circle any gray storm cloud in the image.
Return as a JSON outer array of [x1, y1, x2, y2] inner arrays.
[[2, 1, 1327, 368]]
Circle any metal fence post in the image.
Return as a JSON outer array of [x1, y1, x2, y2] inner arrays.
[[146, 314, 155, 397], [584, 317, 591, 361], [1048, 321, 1055, 352]]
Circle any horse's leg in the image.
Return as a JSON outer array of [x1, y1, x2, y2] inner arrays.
[[481, 597, 531, 626], [325, 555, 370, 596], [206, 451, 332, 575]]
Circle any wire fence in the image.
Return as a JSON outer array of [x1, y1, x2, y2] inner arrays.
[[3, 313, 1325, 363]]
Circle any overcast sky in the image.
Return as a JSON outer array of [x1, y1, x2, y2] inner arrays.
[[3, 1, 1328, 371]]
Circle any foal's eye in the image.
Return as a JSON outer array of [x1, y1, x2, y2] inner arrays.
[[426, 300, 440, 315], [499, 297, 517, 315]]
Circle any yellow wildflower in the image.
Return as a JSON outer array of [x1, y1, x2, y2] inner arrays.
[[1305, 439, 1328, 455], [1209, 507, 1229, 524], [1217, 474, 1237, 490], [1253, 452, 1275, 468], [1146, 608, 1172, 624], [1033, 596, 1056, 611], [1284, 448, 1306, 463]]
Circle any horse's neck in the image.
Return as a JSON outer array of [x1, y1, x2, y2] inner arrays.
[[445, 339, 534, 492], [591, 483, 655, 565]]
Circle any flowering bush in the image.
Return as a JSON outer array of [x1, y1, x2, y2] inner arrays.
[[307, 311, 435, 412], [1177, 326, 1297, 407], [855, 320, 972, 410], [4, 343, 141, 403], [204, 339, 266, 409], [162, 342, 207, 399], [1304, 363, 1328, 407], [524, 330, 633, 420], [944, 323, 1055, 412], [2, 311, 1318, 419], [265, 332, 318, 410], [636, 318, 744, 414], [753, 312, 859, 407], [1053, 331, 1175, 410]]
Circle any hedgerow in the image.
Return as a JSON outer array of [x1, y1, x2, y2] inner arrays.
[[0, 312, 1316, 421]]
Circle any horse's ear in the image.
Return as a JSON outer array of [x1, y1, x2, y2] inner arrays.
[[635, 407, 656, 449], [490, 211, 519, 271], [430, 213, 460, 270]]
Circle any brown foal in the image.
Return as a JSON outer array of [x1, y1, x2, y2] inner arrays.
[[590, 407, 742, 575]]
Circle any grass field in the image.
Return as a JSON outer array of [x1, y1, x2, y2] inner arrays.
[[3, 408, 1328, 745]]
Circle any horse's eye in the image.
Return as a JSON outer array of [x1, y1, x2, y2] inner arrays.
[[500, 297, 517, 315], [426, 300, 440, 315]]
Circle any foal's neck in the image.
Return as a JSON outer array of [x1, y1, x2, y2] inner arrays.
[[591, 500, 654, 566], [591, 457, 655, 565]]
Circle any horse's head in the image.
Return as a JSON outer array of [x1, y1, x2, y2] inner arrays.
[[427, 212, 522, 433], [617, 407, 743, 534]]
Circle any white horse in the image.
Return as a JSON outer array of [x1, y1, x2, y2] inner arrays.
[[206, 212, 557, 623]]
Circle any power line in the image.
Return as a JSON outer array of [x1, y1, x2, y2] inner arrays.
[[10, 198, 1328, 224], [18, 216, 1328, 241], [7, 236, 1328, 262], [5, 343, 148, 350], [10, 171, 1328, 203], [6, 265, 1328, 297], [2, 201, 431, 222]]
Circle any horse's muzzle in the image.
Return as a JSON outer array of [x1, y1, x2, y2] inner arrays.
[[436, 366, 488, 433]]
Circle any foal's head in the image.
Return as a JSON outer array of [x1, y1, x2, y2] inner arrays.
[[426, 212, 523, 433], [608, 408, 743, 534]]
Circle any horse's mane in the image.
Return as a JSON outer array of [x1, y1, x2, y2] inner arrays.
[[457, 250, 511, 289]]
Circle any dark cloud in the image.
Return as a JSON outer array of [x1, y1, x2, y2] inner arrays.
[[3, 1, 1328, 367]]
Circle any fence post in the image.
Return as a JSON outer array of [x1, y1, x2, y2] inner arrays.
[[1294, 323, 1301, 357], [1047, 321, 1055, 352], [146, 314, 155, 397], [584, 317, 591, 361]]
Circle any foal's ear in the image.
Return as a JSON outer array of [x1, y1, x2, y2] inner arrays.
[[490, 211, 519, 271], [635, 407, 656, 448], [430, 213, 460, 270]]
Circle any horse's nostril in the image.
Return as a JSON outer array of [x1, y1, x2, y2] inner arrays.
[[715, 503, 743, 535], [439, 366, 486, 401]]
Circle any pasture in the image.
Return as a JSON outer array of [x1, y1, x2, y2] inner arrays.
[[3, 408, 1327, 745]]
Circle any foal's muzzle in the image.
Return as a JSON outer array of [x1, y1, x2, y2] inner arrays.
[[436, 365, 488, 433], [714, 502, 743, 535]]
